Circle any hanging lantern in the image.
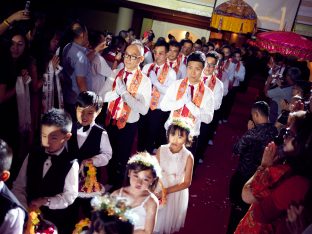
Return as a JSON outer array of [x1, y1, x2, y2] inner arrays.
[[210, 0, 257, 34]]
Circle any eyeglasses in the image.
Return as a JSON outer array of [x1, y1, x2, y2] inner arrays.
[[124, 53, 140, 61], [206, 63, 216, 68], [284, 128, 296, 139]]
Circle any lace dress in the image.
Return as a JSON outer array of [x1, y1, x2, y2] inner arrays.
[[155, 144, 192, 234]]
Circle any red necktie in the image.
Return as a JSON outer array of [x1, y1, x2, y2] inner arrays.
[[169, 62, 173, 68], [181, 84, 194, 117], [111, 71, 132, 119], [189, 84, 194, 98], [183, 56, 187, 65], [203, 76, 208, 83], [155, 66, 160, 75]]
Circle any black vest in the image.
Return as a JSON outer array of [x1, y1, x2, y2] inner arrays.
[[26, 148, 74, 203], [0, 183, 28, 225], [68, 123, 103, 164]]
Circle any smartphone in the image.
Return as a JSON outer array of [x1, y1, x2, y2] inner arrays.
[[24, 1, 31, 16]]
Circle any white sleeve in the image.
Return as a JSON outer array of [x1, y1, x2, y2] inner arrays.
[[91, 130, 112, 167], [11, 156, 29, 209], [144, 51, 154, 65], [160, 81, 185, 111], [121, 76, 152, 115], [0, 207, 25, 234], [186, 87, 214, 124], [47, 161, 79, 209], [234, 63, 245, 82], [102, 70, 120, 102]]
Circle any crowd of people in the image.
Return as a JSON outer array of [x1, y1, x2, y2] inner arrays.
[[0, 7, 311, 234]]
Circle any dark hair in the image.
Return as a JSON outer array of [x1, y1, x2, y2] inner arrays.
[[251, 101, 270, 117], [187, 51, 206, 67], [286, 111, 312, 180], [207, 42, 215, 49], [166, 124, 192, 147], [206, 52, 219, 63], [0, 139, 13, 173], [88, 210, 134, 234], [169, 40, 181, 51], [286, 67, 302, 82], [194, 39, 202, 46], [182, 39, 193, 46], [123, 152, 160, 192], [76, 91, 103, 111], [233, 49, 241, 56], [273, 53, 285, 64], [41, 108, 72, 134], [294, 80, 311, 99], [88, 30, 104, 49], [154, 40, 169, 52]]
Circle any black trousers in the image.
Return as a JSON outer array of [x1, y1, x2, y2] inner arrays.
[[226, 171, 250, 234], [106, 122, 137, 189], [137, 109, 169, 154], [221, 87, 238, 121]]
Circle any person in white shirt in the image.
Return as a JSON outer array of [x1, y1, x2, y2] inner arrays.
[[167, 40, 187, 80], [102, 43, 151, 190], [179, 39, 193, 66], [138, 40, 177, 153], [0, 139, 26, 234], [87, 30, 112, 97], [219, 45, 235, 123], [67, 91, 112, 223], [12, 109, 79, 234], [160, 51, 214, 165], [196, 52, 224, 163]]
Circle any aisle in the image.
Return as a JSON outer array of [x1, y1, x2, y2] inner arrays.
[[177, 86, 259, 234]]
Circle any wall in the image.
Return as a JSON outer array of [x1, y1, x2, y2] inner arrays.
[[151, 20, 211, 42]]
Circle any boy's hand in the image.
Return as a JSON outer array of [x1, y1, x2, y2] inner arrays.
[[29, 197, 49, 210]]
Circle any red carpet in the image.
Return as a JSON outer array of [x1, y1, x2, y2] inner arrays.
[[177, 86, 259, 234]]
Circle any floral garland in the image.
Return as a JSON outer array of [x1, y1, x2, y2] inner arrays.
[[25, 209, 41, 234], [127, 152, 162, 178], [80, 162, 102, 193], [90, 194, 135, 223], [171, 117, 193, 133], [72, 218, 91, 234]]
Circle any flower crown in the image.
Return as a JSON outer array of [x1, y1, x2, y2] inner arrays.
[[127, 152, 162, 178], [91, 194, 135, 223], [171, 118, 193, 134]]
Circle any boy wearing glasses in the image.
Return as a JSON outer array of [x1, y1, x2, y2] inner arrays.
[[196, 52, 224, 163], [102, 42, 151, 190], [138, 40, 177, 154]]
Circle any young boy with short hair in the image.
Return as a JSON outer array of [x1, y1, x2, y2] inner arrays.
[[68, 91, 112, 221], [12, 108, 79, 234], [0, 139, 27, 234]]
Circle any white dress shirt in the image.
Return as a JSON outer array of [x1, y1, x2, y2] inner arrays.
[[90, 52, 112, 97], [0, 182, 25, 234], [143, 50, 153, 66], [202, 74, 224, 110], [221, 59, 235, 96], [167, 59, 187, 80], [77, 122, 112, 166], [102, 68, 152, 123], [142, 63, 177, 109], [160, 79, 214, 136], [233, 61, 245, 87], [12, 146, 79, 210]]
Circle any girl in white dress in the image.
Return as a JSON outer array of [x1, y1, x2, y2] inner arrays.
[[112, 152, 161, 234], [154, 118, 194, 234]]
